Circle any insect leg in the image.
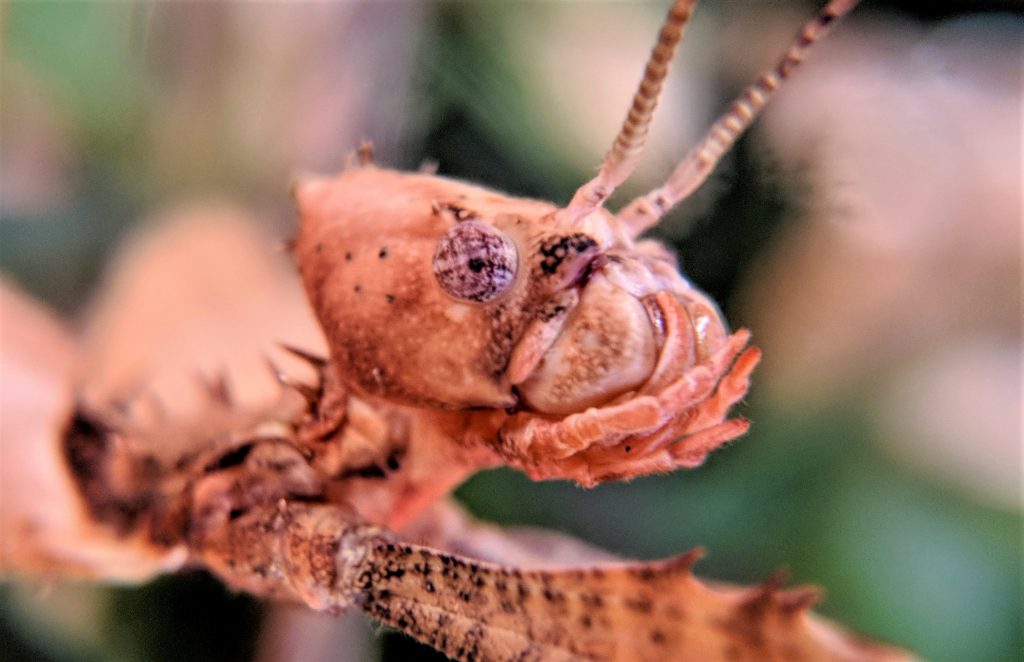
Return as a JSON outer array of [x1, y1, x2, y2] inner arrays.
[[578, 417, 752, 485], [346, 537, 906, 662]]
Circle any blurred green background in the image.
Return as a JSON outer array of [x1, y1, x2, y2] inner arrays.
[[2, 2, 1021, 661]]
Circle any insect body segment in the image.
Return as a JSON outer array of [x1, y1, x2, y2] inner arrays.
[[199, 497, 903, 662], [204, 497, 906, 662]]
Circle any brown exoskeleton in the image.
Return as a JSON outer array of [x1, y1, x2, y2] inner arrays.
[[2, 1, 912, 660], [288, 0, 859, 527]]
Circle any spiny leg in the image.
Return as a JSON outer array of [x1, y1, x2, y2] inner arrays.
[[345, 523, 906, 662], [501, 330, 754, 481], [643, 343, 760, 460], [500, 396, 666, 466], [558, 343, 760, 485], [685, 345, 762, 429], [652, 329, 751, 413], [561, 0, 700, 225], [576, 417, 752, 485], [618, 0, 861, 237], [195, 501, 907, 661], [633, 345, 760, 465]]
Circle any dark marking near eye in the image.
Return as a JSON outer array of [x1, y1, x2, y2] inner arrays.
[[539, 233, 598, 275], [505, 387, 523, 415], [382, 566, 406, 580], [539, 303, 567, 323], [205, 443, 254, 472], [433, 221, 518, 302], [340, 462, 386, 479]]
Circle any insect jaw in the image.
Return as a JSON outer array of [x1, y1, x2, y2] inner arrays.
[[684, 298, 730, 364], [512, 273, 660, 416]]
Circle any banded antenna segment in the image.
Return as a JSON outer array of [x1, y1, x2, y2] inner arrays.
[[562, 0, 699, 226], [618, 0, 861, 238]]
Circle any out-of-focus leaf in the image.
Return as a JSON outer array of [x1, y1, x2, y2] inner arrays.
[[812, 468, 1022, 661]]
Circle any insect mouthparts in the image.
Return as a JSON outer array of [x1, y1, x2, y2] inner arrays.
[[574, 253, 606, 288]]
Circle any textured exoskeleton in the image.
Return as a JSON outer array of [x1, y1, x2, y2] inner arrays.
[[288, 0, 861, 516], [292, 167, 760, 490], [289, 0, 863, 503], [3, 2, 909, 661]]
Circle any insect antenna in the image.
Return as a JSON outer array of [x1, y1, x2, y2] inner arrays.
[[561, 0, 699, 225], [617, 0, 860, 238]]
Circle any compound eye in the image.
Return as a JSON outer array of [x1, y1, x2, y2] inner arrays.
[[433, 221, 518, 303]]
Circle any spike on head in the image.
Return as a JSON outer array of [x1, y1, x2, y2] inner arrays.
[[356, 140, 374, 166], [265, 355, 319, 406]]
